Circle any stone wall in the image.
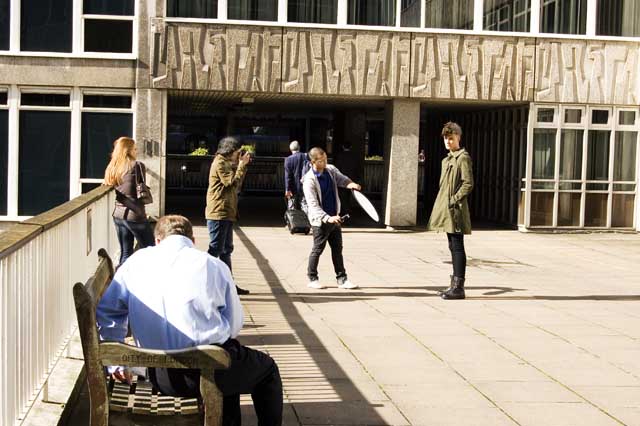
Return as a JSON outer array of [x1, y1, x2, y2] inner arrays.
[[150, 22, 640, 106]]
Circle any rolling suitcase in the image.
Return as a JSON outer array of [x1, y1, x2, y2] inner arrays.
[[284, 199, 311, 234]]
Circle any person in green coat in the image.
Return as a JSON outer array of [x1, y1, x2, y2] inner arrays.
[[427, 122, 474, 300]]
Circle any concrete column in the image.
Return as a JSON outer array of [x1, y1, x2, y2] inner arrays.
[[382, 99, 420, 227]]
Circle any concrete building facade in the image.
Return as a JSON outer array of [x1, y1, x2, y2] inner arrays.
[[1, 0, 639, 231]]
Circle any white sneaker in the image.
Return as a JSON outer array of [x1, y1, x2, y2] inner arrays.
[[308, 279, 324, 289], [337, 278, 358, 289]]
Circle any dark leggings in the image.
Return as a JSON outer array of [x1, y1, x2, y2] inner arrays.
[[446, 233, 466, 278], [113, 218, 155, 267]]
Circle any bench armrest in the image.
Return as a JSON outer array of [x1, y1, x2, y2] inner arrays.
[[99, 342, 231, 370]]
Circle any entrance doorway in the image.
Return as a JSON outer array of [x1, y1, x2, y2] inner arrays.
[[421, 104, 529, 229]]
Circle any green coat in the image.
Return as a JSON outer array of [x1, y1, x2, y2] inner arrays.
[[205, 155, 247, 221], [427, 148, 474, 234]]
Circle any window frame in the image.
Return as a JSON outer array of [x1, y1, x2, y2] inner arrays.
[[525, 103, 640, 230]]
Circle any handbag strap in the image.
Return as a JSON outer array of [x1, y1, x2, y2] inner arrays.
[[135, 162, 146, 185]]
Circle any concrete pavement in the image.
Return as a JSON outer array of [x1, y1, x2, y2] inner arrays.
[[221, 226, 640, 426]]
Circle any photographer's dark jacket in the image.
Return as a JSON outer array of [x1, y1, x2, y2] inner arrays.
[[205, 154, 247, 221], [427, 149, 474, 234]]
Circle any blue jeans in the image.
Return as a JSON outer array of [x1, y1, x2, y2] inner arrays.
[[113, 218, 155, 267], [207, 219, 234, 272]]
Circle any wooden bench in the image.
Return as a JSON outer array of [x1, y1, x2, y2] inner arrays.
[[73, 248, 231, 425]]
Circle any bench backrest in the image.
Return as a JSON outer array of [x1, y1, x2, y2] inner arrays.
[[73, 248, 231, 426]]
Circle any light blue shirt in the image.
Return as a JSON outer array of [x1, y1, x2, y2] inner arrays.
[[96, 235, 244, 352]]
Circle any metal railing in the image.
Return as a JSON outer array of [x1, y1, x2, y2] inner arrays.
[[0, 186, 118, 426]]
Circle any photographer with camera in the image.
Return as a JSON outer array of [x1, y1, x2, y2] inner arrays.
[[206, 137, 252, 295], [302, 147, 361, 290]]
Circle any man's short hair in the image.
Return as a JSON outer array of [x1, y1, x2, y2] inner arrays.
[[217, 137, 241, 157], [441, 122, 462, 137], [289, 140, 300, 152], [308, 147, 326, 161], [154, 215, 194, 241]]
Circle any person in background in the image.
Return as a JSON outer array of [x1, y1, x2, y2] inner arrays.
[[103, 136, 155, 267], [206, 137, 252, 295], [427, 122, 474, 300], [96, 215, 283, 425], [284, 140, 308, 211], [303, 147, 361, 290]]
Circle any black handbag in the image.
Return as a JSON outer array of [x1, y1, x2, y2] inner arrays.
[[135, 162, 153, 205]]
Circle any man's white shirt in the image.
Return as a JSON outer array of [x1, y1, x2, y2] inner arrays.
[[96, 235, 244, 353]]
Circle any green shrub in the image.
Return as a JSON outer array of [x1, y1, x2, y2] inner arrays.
[[189, 147, 209, 156]]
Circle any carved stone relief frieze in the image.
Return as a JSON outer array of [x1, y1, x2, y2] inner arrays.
[[281, 29, 411, 97], [153, 24, 282, 92], [410, 35, 536, 102], [535, 40, 639, 105]]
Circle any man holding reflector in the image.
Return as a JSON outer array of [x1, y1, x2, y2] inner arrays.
[[303, 147, 362, 290]]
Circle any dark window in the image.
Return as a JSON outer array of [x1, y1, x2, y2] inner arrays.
[[619, 111, 636, 125], [81, 112, 132, 179], [288, 0, 337, 24], [484, 0, 531, 32], [83, 94, 132, 109], [18, 111, 71, 216], [0, 92, 7, 105], [591, 109, 609, 124], [21, 93, 70, 107], [400, 0, 421, 27], [348, 0, 396, 26], [167, 0, 217, 18], [84, 0, 134, 15], [541, 0, 586, 34], [597, 0, 640, 37], [0, 0, 9, 50], [82, 182, 102, 193], [229, 0, 277, 21], [425, 0, 473, 29], [0, 110, 7, 214], [21, 0, 72, 52], [84, 19, 132, 53]]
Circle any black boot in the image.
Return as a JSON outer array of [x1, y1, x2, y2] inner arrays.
[[236, 285, 250, 295], [437, 275, 454, 295], [441, 277, 465, 300]]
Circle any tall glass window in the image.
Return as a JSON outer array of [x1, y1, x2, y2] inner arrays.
[[0, 93, 7, 215], [21, 0, 73, 52], [348, 0, 395, 26], [167, 0, 217, 18], [0, 0, 9, 50], [540, 0, 586, 34], [83, 0, 134, 53], [597, 0, 640, 37], [484, 0, 531, 32], [81, 94, 133, 181], [229, 0, 278, 21], [400, 0, 421, 27], [425, 0, 473, 29], [19, 92, 71, 216], [288, 0, 337, 24]]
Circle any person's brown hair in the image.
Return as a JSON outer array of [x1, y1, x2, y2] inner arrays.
[[103, 137, 136, 186], [308, 147, 326, 161], [154, 215, 194, 241], [441, 122, 462, 137]]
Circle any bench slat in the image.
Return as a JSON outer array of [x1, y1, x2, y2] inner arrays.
[[99, 342, 230, 370]]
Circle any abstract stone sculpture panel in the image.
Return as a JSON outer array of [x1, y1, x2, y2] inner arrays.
[[410, 35, 536, 102], [153, 24, 282, 92], [535, 40, 639, 105], [281, 29, 411, 97]]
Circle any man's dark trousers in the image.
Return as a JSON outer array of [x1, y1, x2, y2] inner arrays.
[[149, 339, 283, 426], [307, 223, 347, 280]]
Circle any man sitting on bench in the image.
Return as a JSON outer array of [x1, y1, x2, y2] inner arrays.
[[96, 215, 283, 426]]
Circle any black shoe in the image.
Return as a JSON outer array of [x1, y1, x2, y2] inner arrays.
[[437, 275, 454, 295], [236, 286, 250, 295], [441, 277, 465, 300]]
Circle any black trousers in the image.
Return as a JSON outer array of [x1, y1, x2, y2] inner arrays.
[[446, 233, 466, 278], [113, 218, 155, 267], [307, 223, 347, 281], [149, 339, 282, 426]]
